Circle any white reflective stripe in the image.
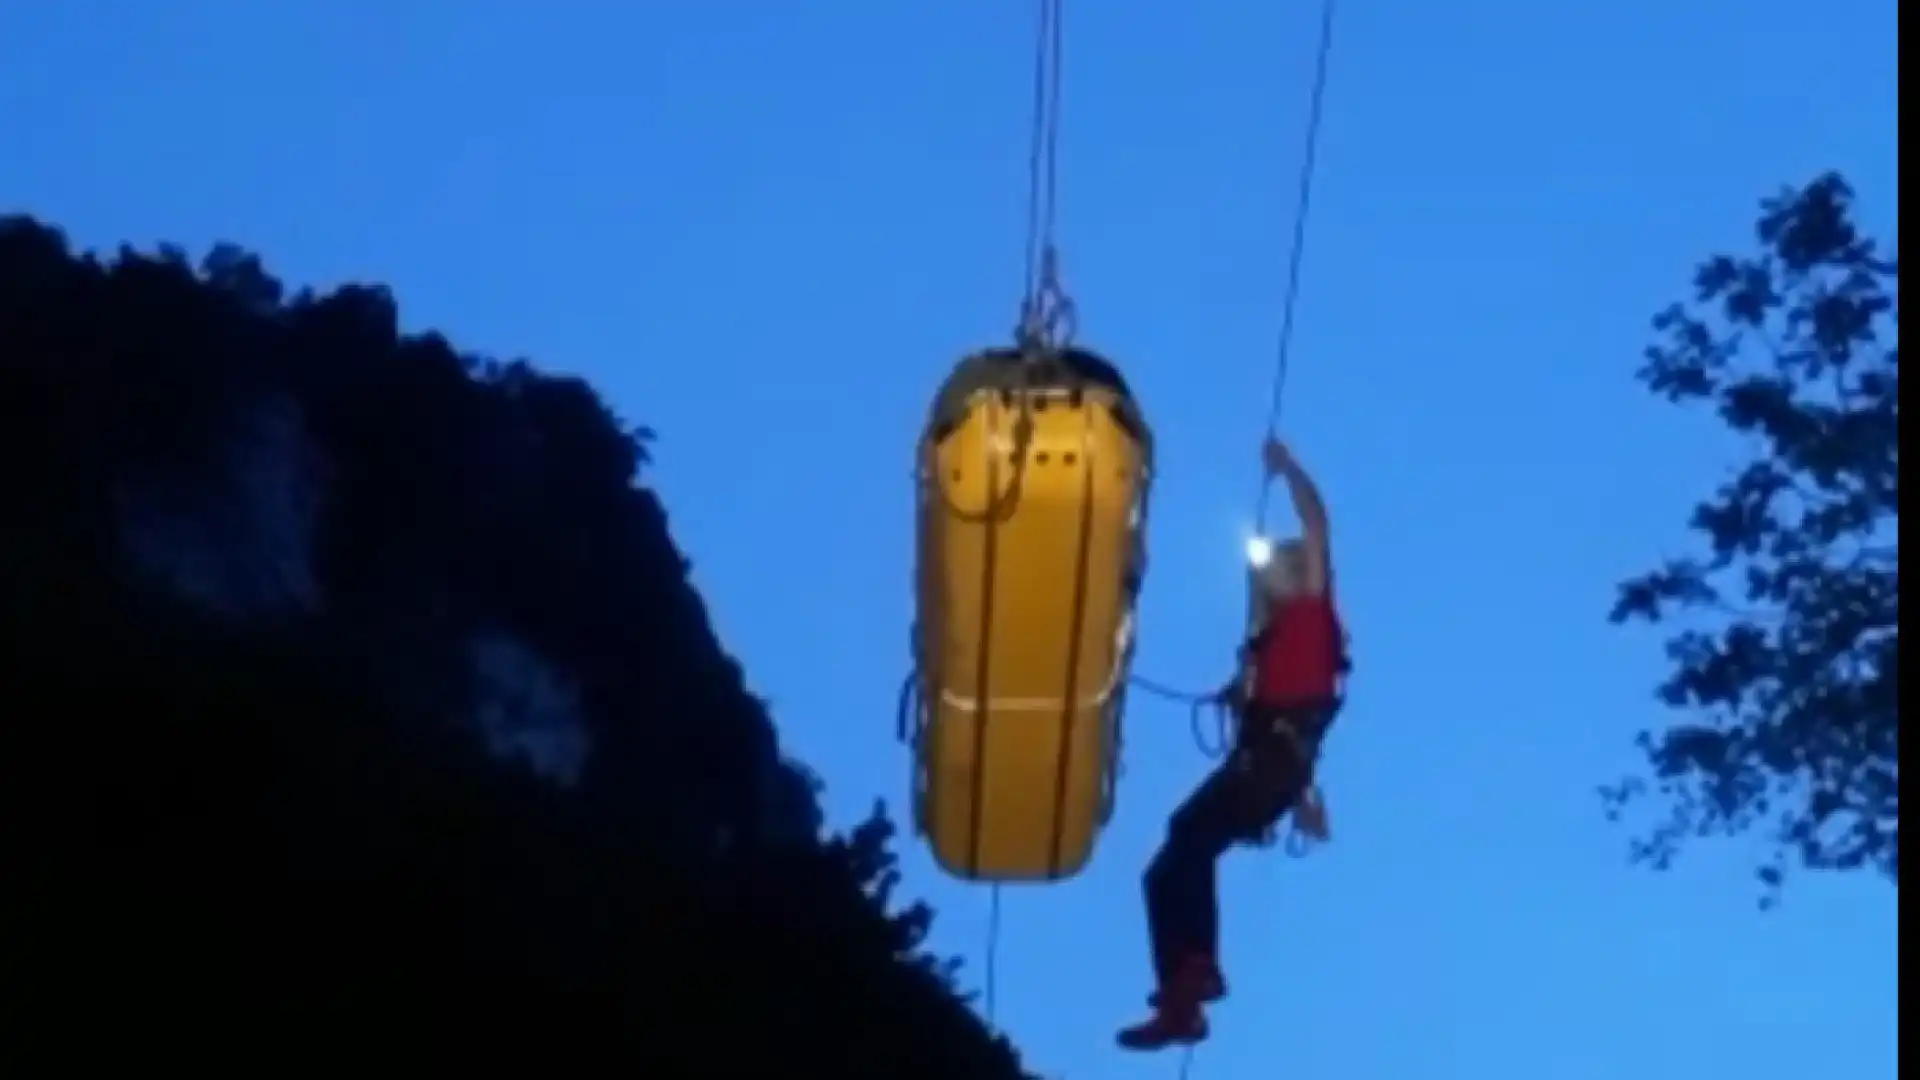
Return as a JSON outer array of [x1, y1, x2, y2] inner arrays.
[[965, 385, 1089, 407], [933, 609, 1135, 715], [939, 690, 1113, 713]]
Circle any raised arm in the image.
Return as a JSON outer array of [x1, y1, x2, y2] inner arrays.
[[1263, 436, 1331, 595]]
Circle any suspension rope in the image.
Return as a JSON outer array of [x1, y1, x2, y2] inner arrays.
[[1129, 673, 1236, 757], [974, 0, 1070, 1037], [983, 884, 1004, 1025], [1253, 0, 1339, 529], [1122, 0, 1344, 880], [1016, 0, 1076, 351]]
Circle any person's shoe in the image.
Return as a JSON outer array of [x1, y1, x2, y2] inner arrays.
[[1116, 1006, 1209, 1052], [1149, 955, 1227, 1008]]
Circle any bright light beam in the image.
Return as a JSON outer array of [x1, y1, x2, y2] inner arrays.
[[1244, 534, 1273, 569]]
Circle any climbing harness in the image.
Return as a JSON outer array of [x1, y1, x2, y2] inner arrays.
[[1128, 674, 1331, 858]]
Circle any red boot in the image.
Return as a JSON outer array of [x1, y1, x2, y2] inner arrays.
[[1116, 1002, 1209, 1052], [1149, 953, 1227, 1008], [1120, 955, 1219, 1052]]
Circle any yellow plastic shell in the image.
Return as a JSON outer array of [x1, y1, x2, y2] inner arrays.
[[910, 351, 1152, 883]]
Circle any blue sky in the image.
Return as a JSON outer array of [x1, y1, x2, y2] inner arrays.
[[3, 2, 1898, 1077]]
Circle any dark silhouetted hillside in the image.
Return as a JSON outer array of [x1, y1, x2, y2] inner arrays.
[[0, 218, 1025, 1077]]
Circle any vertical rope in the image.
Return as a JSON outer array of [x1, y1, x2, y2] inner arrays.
[[1017, 0, 1074, 349], [983, 883, 1004, 1024], [1253, 0, 1339, 528], [981, 2, 1065, 1034]]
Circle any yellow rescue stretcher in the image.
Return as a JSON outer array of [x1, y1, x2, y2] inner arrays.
[[904, 345, 1154, 882]]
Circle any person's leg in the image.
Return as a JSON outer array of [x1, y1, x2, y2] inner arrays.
[[1145, 764, 1241, 982], [1236, 702, 1326, 837], [1121, 704, 1336, 1051], [1122, 768, 1243, 1051]]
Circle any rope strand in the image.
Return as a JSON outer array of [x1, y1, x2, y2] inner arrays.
[[978, 0, 1067, 1036], [1127, 0, 1345, 881], [1018, 0, 1073, 349], [1254, 0, 1339, 527], [983, 883, 1004, 1025]]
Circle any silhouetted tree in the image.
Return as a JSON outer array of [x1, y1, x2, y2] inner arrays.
[[0, 216, 1026, 1076], [1608, 173, 1898, 898]]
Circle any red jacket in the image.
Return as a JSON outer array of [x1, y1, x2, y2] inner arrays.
[[1250, 593, 1346, 705]]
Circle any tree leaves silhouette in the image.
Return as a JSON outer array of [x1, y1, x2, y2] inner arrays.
[[1608, 173, 1898, 900]]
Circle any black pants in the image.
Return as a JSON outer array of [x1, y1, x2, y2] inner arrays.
[[1143, 700, 1335, 989]]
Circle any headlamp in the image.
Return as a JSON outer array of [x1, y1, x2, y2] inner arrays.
[[1244, 535, 1273, 569]]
